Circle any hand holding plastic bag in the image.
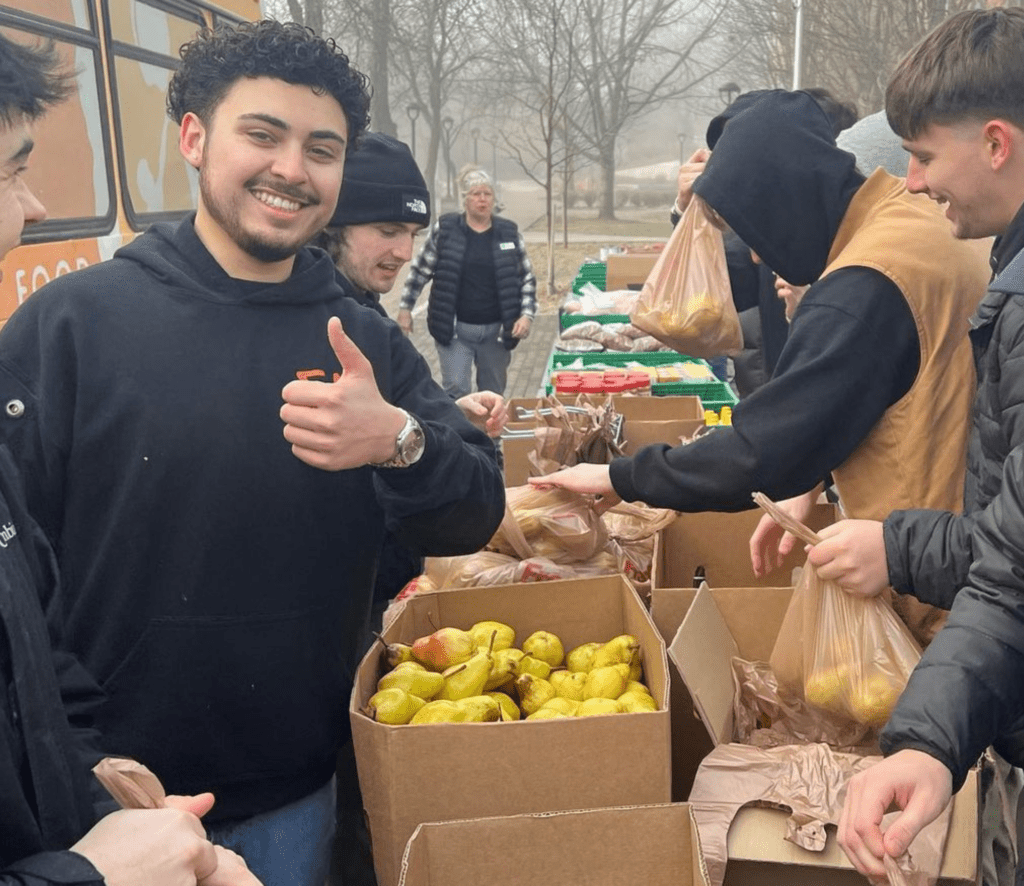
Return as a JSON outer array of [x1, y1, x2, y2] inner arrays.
[[754, 493, 921, 728]]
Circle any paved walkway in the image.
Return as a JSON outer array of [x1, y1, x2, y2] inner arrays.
[[401, 312, 559, 400]]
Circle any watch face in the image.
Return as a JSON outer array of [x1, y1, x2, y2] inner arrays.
[[400, 423, 426, 464]]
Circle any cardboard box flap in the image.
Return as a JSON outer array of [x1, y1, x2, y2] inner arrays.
[[668, 582, 737, 745], [398, 803, 711, 886]]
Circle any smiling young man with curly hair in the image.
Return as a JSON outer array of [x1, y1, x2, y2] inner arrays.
[[0, 20, 504, 886]]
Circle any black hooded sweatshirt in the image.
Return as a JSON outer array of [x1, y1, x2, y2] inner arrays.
[[0, 218, 505, 823], [609, 90, 919, 510]]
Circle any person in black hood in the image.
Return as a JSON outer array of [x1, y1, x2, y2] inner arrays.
[[0, 21, 504, 886], [531, 89, 987, 647], [674, 88, 858, 395]]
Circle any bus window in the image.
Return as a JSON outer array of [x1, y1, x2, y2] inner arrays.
[[107, 0, 204, 225], [10, 0, 92, 28]]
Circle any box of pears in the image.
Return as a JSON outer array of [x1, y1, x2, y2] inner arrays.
[[350, 574, 671, 886]]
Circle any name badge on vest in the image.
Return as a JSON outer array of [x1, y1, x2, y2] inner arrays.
[[499, 241, 515, 251]]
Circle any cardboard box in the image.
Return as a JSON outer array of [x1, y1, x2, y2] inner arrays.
[[651, 503, 837, 591], [398, 803, 710, 885], [501, 395, 707, 486], [605, 252, 661, 291], [666, 584, 979, 886], [351, 575, 672, 886]]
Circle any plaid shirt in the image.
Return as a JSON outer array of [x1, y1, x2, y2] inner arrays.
[[399, 215, 537, 319]]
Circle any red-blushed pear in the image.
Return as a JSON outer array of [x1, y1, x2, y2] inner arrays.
[[410, 627, 475, 670]]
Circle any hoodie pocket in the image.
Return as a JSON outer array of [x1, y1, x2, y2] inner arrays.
[[99, 606, 348, 791]]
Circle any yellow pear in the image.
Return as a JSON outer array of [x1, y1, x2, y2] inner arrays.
[[549, 670, 587, 701], [486, 691, 521, 721], [591, 634, 640, 670], [411, 627, 475, 670], [409, 699, 466, 724], [522, 630, 565, 668], [849, 673, 901, 727], [625, 680, 651, 696], [577, 697, 622, 717], [617, 690, 658, 713], [515, 653, 552, 681], [383, 641, 415, 668], [584, 664, 628, 700], [541, 696, 580, 716], [526, 708, 570, 720], [377, 667, 445, 700], [484, 648, 524, 691], [392, 660, 427, 672], [566, 642, 601, 673], [455, 695, 502, 722], [469, 620, 516, 652], [438, 649, 492, 701], [515, 673, 557, 716], [629, 658, 643, 683], [365, 688, 425, 725]]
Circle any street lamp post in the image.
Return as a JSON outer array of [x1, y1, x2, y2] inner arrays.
[[471, 127, 480, 165], [406, 103, 421, 159], [718, 81, 741, 107], [442, 116, 454, 200], [678, 132, 686, 165], [792, 0, 804, 90]]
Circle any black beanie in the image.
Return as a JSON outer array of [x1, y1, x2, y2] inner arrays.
[[330, 132, 431, 227]]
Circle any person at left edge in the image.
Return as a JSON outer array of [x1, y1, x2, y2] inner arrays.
[[0, 20, 505, 886]]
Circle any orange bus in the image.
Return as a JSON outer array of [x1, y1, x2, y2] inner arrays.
[[0, 0, 261, 322]]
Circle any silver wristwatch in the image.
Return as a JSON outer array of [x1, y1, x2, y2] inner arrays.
[[371, 409, 425, 468]]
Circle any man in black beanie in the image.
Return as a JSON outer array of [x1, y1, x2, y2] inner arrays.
[[313, 131, 431, 307]]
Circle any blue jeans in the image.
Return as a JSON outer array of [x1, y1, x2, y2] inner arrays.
[[206, 777, 336, 886], [435, 320, 511, 398]]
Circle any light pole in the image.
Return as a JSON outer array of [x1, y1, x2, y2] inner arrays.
[[678, 132, 687, 165], [718, 81, 740, 107], [792, 0, 804, 90], [471, 127, 480, 165], [406, 103, 421, 159], [442, 116, 454, 200]]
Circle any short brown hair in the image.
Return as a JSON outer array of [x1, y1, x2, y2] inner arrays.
[[886, 7, 1024, 139]]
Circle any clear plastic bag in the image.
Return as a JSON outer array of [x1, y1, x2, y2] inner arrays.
[[754, 493, 922, 728], [629, 196, 742, 358]]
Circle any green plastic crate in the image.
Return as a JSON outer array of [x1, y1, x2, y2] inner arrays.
[[559, 312, 631, 329], [570, 261, 607, 294], [545, 351, 737, 407]]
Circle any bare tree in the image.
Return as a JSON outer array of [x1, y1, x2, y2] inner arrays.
[[724, 0, 1022, 114], [388, 0, 490, 209], [565, 0, 735, 220], [482, 0, 588, 289]]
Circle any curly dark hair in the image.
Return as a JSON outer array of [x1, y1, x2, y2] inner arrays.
[[0, 33, 74, 127], [166, 20, 370, 151]]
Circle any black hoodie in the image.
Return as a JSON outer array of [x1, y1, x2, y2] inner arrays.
[[0, 217, 505, 822], [610, 90, 920, 510]]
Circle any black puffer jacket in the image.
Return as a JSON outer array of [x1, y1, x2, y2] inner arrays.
[[426, 214, 527, 351], [883, 208, 1024, 607], [881, 443, 1024, 787]]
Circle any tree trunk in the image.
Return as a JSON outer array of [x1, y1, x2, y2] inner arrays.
[[368, 0, 397, 137], [598, 145, 616, 220]]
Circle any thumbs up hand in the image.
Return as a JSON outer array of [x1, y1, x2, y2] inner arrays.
[[281, 317, 407, 471]]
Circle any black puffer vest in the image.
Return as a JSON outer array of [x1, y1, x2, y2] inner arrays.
[[964, 247, 1024, 516], [427, 213, 525, 351]]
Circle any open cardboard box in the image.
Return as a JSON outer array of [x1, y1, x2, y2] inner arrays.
[[398, 803, 710, 885], [651, 502, 837, 591], [501, 395, 706, 486], [605, 252, 661, 291], [665, 584, 979, 886], [350, 575, 672, 886]]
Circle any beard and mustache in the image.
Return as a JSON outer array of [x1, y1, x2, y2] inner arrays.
[[199, 162, 323, 264]]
